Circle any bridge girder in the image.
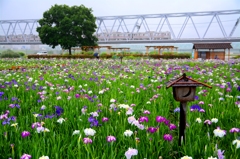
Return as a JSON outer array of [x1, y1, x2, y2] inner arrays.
[[0, 10, 240, 45]]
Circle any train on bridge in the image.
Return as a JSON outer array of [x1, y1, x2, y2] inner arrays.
[[96, 31, 171, 41], [0, 31, 171, 43]]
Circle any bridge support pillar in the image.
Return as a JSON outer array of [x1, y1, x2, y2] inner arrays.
[[228, 48, 230, 61], [158, 48, 160, 55], [145, 46, 150, 55], [194, 49, 198, 59]]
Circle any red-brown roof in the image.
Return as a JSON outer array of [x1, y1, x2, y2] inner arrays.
[[193, 43, 232, 49]]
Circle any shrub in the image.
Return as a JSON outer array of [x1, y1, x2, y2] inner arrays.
[[232, 55, 240, 59], [0, 49, 21, 58], [163, 52, 178, 55], [79, 51, 86, 55], [99, 52, 108, 57], [18, 52, 25, 57], [124, 55, 135, 59], [149, 51, 158, 55], [180, 52, 192, 57], [110, 52, 117, 55], [112, 55, 119, 59], [85, 51, 94, 55]]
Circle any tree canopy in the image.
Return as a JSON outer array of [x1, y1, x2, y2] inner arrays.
[[36, 4, 98, 55]]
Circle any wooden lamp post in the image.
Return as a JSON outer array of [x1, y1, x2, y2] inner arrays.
[[166, 73, 211, 146]]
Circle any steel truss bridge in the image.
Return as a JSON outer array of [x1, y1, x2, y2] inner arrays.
[[0, 9, 240, 45]]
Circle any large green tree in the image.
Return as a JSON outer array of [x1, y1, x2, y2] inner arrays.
[[37, 4, 98, 55]]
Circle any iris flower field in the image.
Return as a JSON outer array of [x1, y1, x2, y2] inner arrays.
[[0, 58, 239, 159]]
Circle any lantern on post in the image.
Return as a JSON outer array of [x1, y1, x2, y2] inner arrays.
[[166, 73, 211, 146]]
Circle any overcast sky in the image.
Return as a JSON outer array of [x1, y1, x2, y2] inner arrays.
[[0, 0, 240, 20]]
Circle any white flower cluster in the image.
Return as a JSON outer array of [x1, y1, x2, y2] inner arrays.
[[39, 156, 49, 159], [196, 117, 202, 123], [124, 130, 133, 137], [181, 156, 192, 159], [127, 116, 144, 130], [84, 128, 96, 136], [232, 139, 240, 149], [36, 127, 50, 133], [125, 148, 138, 159], [211, 118, 218, 123], [119, 104, 130, 109], [213, 128, 226, 138], [57, 118, 65, 124], [72, 130, 80, 135]]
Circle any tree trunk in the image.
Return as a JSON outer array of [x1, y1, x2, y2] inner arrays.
[[69, 48, 72, 55]]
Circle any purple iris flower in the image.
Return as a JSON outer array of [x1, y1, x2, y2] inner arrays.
[[83, 137, 92, 144], [194, 96, 199, 100], [75, 94, 80, 98], [11, 97, 18, 101], [106, 136, 116, 142], [2, 116, 16, 125], [147, 127, 158, 133], [164, 119, 170, 126], [139, 116, 149, 123], [68, 74, 75, 80], [156, 116, 166, 123], [31, 85, 36, 90], [217, 149, 225, 159], [190, 104, 202, 112], [102, 117, 109, 122], [97, 109, 102, 113], [90, 120, 100, 127], [9, 104, 15, 108], [45, 114, 55, 119], [21, 131, 30, 138], [226, 82, 231, 88], [163, 134, 173, 141], [169, 124, 177, 130], [38, 86, 44, 91], [31, 122, 41, 129], [10, 116, 16, 121], [88, 115, 100, 127], [113, 107, 118, 111], [174, 107, 180, 113], [92, 95, 98, 99], [88, 116, 96, 123], [20, 154, 32, 159], [2, 118, 11, 125], [15, 104, 20, 108], [55, 106, 64, 116], [229, 128, 240, 133]]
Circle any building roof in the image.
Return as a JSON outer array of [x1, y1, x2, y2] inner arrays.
[[193, 43, 232, 49]]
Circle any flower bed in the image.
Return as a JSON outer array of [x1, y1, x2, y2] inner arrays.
[[149, 54, 190, 59], [27, 54, 190, 59], [0, 58, 239, 159]]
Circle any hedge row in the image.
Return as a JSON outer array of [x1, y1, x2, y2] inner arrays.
[[0, 49, 25, 58], [27, 54, 190, 59]]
